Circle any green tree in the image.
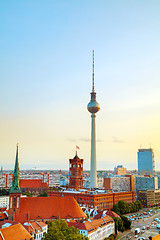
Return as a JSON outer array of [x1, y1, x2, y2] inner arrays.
[[136, 200, 143, 210], [134, 201, 139, 212], [128, 202, 136, 213], [85, 212, 89, 219], [113, 218, 118, 234], [22, 191, 33, 197], [42, 219, 89, 240], [112, 200, 143, 215], [0, 189, 9, 196], [118, 201, 127, 215], [113, 218, 125, 233], [120, 215, 131, 229], [104, 234, 117, 240], [117, 218, 125, 232], [112, 203, 120, 215], [38, 191, 47, 197]]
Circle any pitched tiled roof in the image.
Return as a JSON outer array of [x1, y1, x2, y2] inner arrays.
[[23, 221, 47, 235], [23, 224, 34, 235], [94, 210, 120, 219], [37, 221, 46, 227], [68, 215, 114, 234], [14, 213, 29, 223], [0, 223, 33, 240], [105, 210, 120, 218], [20, 179, 48, 188], [29, 221, 41, 231], [0, 212, 8, 221], [0, 220, 19, 229], [93, 212, 102, 219], [0, 208, 6, 212], [15, 196, 86, 222]]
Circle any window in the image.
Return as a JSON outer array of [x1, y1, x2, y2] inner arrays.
[[13, 197, 16, 208], [17, 197, 19, 208], [10, 197, 12, 208]]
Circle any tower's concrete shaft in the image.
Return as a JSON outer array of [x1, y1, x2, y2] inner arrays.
[[87, 50, 100, 189], [90, 113, 97, 187]]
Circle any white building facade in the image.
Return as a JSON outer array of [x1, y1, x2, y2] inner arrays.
[[69, 215, 115, 240]]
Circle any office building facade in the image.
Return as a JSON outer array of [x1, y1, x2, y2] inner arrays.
[[114, 165, 127, 175], [138, 148, 155, 176], [104, 175, 134, 192], [136, 176, 158, 192]]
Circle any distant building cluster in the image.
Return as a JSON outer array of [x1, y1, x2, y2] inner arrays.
[[114, 165, 127, 175]]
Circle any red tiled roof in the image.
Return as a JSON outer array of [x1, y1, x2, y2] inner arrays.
[[105, 210, 120, 218], [30, 221, 41, 231], [0, 208, 6, 212], [37, 221, 46, 227], [94, 210, 120, 219], [15, 196, 86, 222], [23, 224, 33, 235], [23, 221, 47, 235], [68, 215, 114, 234], [0, 220, 19, 229], [20, 179, 48, 188], [0, 223, 33, 240], [94, 212, 103, 219], [14, 213, 29, 223], [0, 212, 8, 221]]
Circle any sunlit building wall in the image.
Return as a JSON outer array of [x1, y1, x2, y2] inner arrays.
[[114, 165, 127, 175]]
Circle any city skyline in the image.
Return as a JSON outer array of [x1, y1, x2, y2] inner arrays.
[[1, 1, 160, 170]]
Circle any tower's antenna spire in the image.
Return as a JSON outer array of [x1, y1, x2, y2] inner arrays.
[[92, 50, 95, 92]]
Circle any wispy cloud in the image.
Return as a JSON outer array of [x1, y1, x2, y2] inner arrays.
[[68, 138, 77, 142], [68, 138, 103, 143], [112, 137, 125, 143], [80, 137, 90, 142]]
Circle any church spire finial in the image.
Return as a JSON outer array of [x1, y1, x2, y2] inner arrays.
[[10, 143, 21, 193]]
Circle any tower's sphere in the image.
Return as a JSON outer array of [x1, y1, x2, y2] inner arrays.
[[87, 100, 100, 113]]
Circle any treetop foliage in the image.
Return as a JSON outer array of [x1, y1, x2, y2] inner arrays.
[[112, 200, 142, 215], [42, 219, 89, 240], [22, 191, 33, 197], [104, 234, 117, 240], [0, 189, 9, 196], [37, 191, 47, 197], [111, 200, 142, 233]]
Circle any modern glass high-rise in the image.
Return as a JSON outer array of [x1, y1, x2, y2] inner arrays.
[[138, 148, 155, 176]]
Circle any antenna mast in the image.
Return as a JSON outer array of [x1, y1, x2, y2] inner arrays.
[[92, 50, 95, 92]]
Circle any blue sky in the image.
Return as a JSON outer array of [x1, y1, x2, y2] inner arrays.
[[1, 0, 160, 170]]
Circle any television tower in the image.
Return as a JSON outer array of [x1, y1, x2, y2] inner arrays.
[[87, 50, 100, 188]]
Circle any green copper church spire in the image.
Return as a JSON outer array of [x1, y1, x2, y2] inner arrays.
[[10, 143, 21, 193]]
